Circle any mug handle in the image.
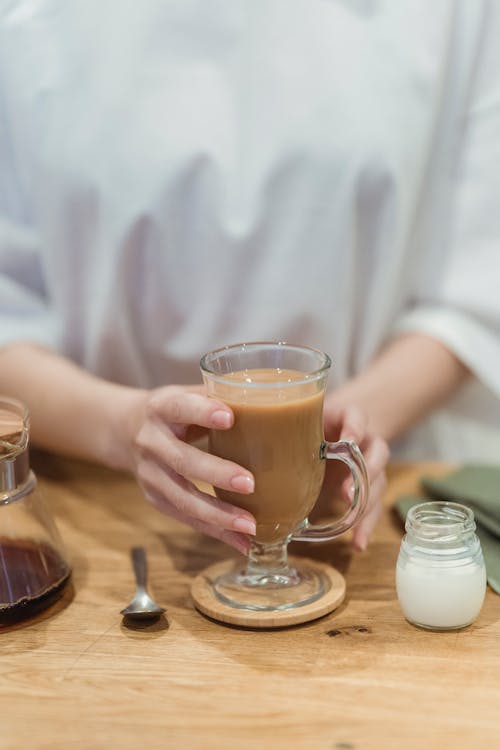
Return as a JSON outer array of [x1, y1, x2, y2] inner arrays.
[[291, 439, 369, 542]]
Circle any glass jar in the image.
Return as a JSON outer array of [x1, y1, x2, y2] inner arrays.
[[396, 501, 486, 631], [0, 397, 71, 625]]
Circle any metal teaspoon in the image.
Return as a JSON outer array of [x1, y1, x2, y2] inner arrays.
[[120, 546, 166, 619]]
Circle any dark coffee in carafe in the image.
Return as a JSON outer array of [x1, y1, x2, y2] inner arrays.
[[0, 397, 71, 625], [0, 539, 71, 624]]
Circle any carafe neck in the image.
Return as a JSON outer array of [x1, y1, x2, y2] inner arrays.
[[0, 446, 30, 492]]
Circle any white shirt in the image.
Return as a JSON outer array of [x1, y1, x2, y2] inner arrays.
[[1, 0, 499, 461]]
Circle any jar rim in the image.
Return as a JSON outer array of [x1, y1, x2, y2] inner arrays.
[[406, 501, 476, 541]]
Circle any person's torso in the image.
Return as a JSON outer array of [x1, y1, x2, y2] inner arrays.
[[0, 0, 462, 388]]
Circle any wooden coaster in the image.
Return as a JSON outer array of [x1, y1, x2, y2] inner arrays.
[[191, 556, 345, 629]]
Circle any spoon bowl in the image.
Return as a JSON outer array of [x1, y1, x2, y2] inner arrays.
[[121, 547, 166, 620]]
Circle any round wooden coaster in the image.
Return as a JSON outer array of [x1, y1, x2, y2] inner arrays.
[[191, 556, 345, 629]]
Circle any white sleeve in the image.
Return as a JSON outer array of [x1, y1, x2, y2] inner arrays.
[[393, 1, 500, 404], [0, 80, 59, 350]]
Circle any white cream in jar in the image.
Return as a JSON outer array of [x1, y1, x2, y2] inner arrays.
[[396, 501, 486, 631]]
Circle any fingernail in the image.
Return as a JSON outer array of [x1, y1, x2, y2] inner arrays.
[[354, 535, 367, 551], [212, 410, 232, 428], [348, 483, 355, 501], [234, 541, 250, 556], [230, 474, 254, 493], [232, 517, 256, 535]]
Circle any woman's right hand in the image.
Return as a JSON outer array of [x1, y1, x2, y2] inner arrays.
[[125, 385, 256, 555]]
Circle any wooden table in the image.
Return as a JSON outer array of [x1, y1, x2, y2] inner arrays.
[[1, 457, 499, 750]]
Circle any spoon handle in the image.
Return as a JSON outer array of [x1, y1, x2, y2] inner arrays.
[[131, 546, 148, 590]]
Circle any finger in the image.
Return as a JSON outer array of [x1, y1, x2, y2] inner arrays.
[[137, 458, 257, 535], [352, 473, 386, 551], [324, 403, 367, 443], [361, 435, 391, 478], [143, 487, 250, 555], [338, 405, 368, 444], [136, 420, 254, 494], [148, 388, 234, 431], [341, 434, 390, 498]]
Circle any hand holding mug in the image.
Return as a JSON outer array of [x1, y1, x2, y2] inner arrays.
[[131, 384, 257, 555]]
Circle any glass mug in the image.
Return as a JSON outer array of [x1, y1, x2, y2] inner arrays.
[[0, 397, 71, 625], [200, 341, 369, 612]]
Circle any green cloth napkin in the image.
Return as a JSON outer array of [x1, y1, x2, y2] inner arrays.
[[394, 465, 500, 594]]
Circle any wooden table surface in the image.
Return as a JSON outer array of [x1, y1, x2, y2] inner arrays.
[[1, 456, 499, 750]]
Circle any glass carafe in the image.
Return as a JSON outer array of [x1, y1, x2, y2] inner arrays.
[[0, 397, 71, 625]]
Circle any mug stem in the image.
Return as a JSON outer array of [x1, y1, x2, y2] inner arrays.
[[244, 540, 294, 585], [212, 539, 328, 611]]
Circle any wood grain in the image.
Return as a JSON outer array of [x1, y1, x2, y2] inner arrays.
[[0, 456, 499, 750]]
